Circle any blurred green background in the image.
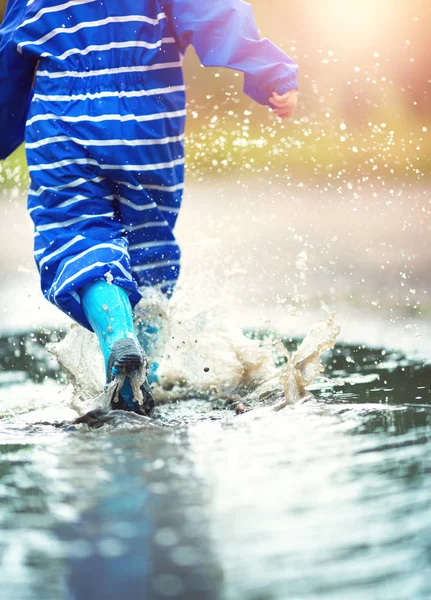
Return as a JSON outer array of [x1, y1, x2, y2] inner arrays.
[[1, 0, 430, 186]]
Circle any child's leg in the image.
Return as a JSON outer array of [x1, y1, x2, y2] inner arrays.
[[81, 279, 154, 415], [28, 159, 141, 330], [27, 159, 154, 415], [114, 178, 182, 296], [113, 177, 183, 377]]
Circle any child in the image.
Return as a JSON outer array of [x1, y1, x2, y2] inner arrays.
[[0, 0, 298, 415]]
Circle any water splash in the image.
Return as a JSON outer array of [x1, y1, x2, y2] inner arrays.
[[274, 311, 340, 410], [46, 291, 340, 418]]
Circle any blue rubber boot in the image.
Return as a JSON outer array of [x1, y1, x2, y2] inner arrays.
[[135, 322, 159, 385], [81, 280, 155, 416], [134, 288, 169, 385]]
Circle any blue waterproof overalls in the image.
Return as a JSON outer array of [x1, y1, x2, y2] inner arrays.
[[0, 0, 298, 330]]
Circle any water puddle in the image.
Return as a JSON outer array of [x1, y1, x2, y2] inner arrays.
[[1, 322, 429, 429], [0, 325, 430, 600]]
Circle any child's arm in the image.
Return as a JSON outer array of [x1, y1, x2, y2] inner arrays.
[[165, 0, 298, 111], [0, 0, 37, 160]]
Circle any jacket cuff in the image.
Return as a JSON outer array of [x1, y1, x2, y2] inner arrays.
[[274, 79, 298, 95]]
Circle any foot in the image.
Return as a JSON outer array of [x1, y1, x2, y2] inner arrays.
[[107, 338, 155, 417]]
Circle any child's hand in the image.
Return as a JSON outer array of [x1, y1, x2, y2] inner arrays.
[[269, 89, 298, 120]]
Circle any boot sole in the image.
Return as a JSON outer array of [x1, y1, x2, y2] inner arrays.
[[107, 339, 155, 417]]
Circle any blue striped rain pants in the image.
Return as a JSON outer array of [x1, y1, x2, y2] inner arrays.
[[0, 0, 298, 330]]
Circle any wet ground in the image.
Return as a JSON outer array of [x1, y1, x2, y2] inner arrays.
[[0, 180, 430, 599]]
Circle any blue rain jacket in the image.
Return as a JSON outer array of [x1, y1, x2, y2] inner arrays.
[[0, 0, 298, 160]]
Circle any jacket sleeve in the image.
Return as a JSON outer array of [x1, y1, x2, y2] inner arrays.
[[0, 0, 37, 160], [165, 0, 298, 106]]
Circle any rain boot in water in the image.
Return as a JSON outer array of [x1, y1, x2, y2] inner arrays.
[[133, 287, 169, 385], [81, 280, 155, 416]]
